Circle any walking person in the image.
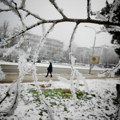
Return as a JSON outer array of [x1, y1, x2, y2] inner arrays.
[[45, 62, 53, 77]]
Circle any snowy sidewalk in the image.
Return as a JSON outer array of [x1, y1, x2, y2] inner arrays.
[[1, 72, 119, 83]]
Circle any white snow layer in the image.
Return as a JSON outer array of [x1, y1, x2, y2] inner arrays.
[[0, 78, 120, 120]]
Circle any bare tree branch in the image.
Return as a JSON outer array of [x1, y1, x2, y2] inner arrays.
[[0, 82, 19, 116], [69, 23, 79, 49], [109, 0, 120, 22], [33, 23, 56, 62], [11, 0, 26, 27], [49, 0, 67, 18], [0, 0, 26, 27], [0, 91, 10, 104], [0, 0, 20, 17], [0, 8, 12, 13], [3, 17, 120, 46], [87, 0, 91, 19], [6, 21, 44, 43], [21, 8, 46, 21]]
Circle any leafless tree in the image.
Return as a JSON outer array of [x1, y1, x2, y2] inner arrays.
[[0, 21, 9, 38], [0, 21, 9, 48]]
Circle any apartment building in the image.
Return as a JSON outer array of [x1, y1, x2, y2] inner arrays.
[[25, 33, 64, 59]]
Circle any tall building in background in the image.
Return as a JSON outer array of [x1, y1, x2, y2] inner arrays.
[[25, 33, 64, 60], [90, 45, 119, 67], [74, 45, 119, 66], [43, 38, 63, 56], [74, 47, 90, 64]]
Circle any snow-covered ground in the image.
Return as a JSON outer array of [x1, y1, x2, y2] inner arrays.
[[0, 78, 120, 120]]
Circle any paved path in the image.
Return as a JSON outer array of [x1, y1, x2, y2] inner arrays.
[[0, 64, 107, 83], [0, 72, 101, 83]]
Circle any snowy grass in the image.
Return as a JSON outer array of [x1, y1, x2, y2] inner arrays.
[[0, 78, 120, 120]]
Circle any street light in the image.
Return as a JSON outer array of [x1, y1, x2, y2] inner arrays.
[[85, 26, 96, 55], [85, 26, 101, 74]]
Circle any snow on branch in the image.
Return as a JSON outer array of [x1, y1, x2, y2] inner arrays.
[[0, 0, 18, 15], [49, 0, 67, 18], [2, 17, 120, 48], [32, 66, 55, 120], [96, 12, 108, 21], [33, 23, 56, 63], [11, 0, 26, 27], [105, 26, 120, 32], [69, 23, 79, 50], [5, 21, 44, 44], [3, 39, 24, 57], [109, 0, 120, 22], [0, 0, 21, 18], [68, 23, 79, 102], [0, 0, 26, 27], [0, 82, 20, 116], [29, 23, 56, 120]]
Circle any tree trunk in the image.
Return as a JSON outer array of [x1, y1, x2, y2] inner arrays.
[[116, 84, 120, 102]]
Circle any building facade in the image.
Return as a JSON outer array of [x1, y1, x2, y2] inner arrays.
[[25, 33, 64, 60], [74, 47, 90, 64], [90, 45, 119, 67]]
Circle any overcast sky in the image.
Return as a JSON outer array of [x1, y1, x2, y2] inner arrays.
[[0, 0, 114, 49]]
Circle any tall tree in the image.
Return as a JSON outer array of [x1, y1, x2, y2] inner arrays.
[[0, 21, 9, 38], [100, 0, 120, 74], [0, 21, 9, 47]]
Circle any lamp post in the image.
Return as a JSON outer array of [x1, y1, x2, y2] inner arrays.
[[85, 26, 100, 74], [85, 26, 96, 55]]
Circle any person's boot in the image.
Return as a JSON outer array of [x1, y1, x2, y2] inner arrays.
[[50, 74, 52, 77]]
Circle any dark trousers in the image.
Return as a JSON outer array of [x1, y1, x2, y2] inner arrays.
[[46, 71, 52, 77]]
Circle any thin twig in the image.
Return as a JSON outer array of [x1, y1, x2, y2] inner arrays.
[[69, 23, 79, 49], [21, 8, 46, 21], [6, 21, 45, 42], [87, 0, 91, 19], [33, 22, 56, 63], [4, 18, 120, 43], [0, 0, 20, 17], [0, 91, 10, 104], [0, 8, 12, 13], [49, 0, 67, 18], [11, 0, 26, 27]]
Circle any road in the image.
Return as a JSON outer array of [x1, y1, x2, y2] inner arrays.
[[0, 63, 105, 83]]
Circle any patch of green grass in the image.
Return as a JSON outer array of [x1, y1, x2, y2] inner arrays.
[[28, 88, 93, 101], [28, 89, 40, 102], [76, 91, 85, 99], [76, 91, 93, 100], [43, 88, 72, 99], [29, 89, 38, 94]]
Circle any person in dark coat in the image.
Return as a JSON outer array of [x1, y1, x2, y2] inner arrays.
[[45, 62, 53, 77]]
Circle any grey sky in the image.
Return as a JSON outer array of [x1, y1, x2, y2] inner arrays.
[[0, 0, 114, 48]]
